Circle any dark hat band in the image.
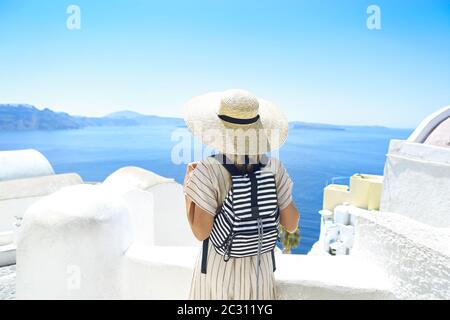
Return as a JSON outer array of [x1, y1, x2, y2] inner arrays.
[[218, 114, 260, 125]]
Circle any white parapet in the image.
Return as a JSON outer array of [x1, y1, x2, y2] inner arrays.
[[275, 254, 393, 299], [124, 245, 394, 300], [103, 166, 174, 192], [0, 173, 83, 267], [381, 139, 450, 227], [0, 149, 54, 181], [103, 166, 198, 247], [123, 244, 199, 299], [0, 173, 83, 232], [16, 184, 132, 299]]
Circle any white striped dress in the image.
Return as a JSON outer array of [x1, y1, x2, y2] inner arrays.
[[184, 156, 294, 300]]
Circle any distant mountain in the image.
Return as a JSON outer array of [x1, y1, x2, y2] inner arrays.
[[0, 104, 184, 130], [105, 110, 184, 126], [0, 104, 391, 132], [105, 110, 144, 119], [290, 121, 346, 131], [0, 104, 81, 130]]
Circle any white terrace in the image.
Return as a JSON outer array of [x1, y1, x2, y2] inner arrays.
[[1, 106, 449, 299]]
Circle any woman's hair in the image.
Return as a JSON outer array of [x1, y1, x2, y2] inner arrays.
[[232, 154, 263, 172]]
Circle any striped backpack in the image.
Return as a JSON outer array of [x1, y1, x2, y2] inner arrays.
[[201, 154, 279, 277]]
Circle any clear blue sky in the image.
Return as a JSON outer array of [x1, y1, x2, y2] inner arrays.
[[0, 0, 449, 128]]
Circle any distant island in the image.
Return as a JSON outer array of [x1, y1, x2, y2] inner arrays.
[[290, 122, 346, 131], [0, 104, 183, 130], [0, 104, 392, 132]]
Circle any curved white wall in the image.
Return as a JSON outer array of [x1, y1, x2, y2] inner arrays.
[[103, 166, 174, 193], [0, 149, 54, 182]]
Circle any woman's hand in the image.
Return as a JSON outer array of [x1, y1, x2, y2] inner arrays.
[[184, 162, 198, 188], [280, 202, 300, 233]]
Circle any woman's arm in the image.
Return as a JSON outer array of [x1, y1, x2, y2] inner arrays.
[[280, 201, 300, 233], [185, 197, 214, 241], [184, 162, 214, 241]]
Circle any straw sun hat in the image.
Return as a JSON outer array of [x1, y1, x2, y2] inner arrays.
[[183, 89, 289, 155]]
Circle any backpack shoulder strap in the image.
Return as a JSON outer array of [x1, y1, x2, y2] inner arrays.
[[209, 153, 243, 176], [201, 238, 209, 274]]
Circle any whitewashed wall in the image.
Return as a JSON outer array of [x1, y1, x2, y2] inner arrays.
[[381, 140, 450, 228]]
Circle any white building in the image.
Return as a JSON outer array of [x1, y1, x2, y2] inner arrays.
[[1, 106, 449, 299]]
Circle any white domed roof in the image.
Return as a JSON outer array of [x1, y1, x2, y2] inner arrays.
[[0, 149, 54, 181], [408, 106, 450, 148], [423, 116, 450, 148]]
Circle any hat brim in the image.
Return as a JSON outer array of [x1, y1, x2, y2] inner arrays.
[[183, 91, 289, 155]]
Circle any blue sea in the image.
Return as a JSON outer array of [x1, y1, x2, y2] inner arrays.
[[0, 124, 412, 254]]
